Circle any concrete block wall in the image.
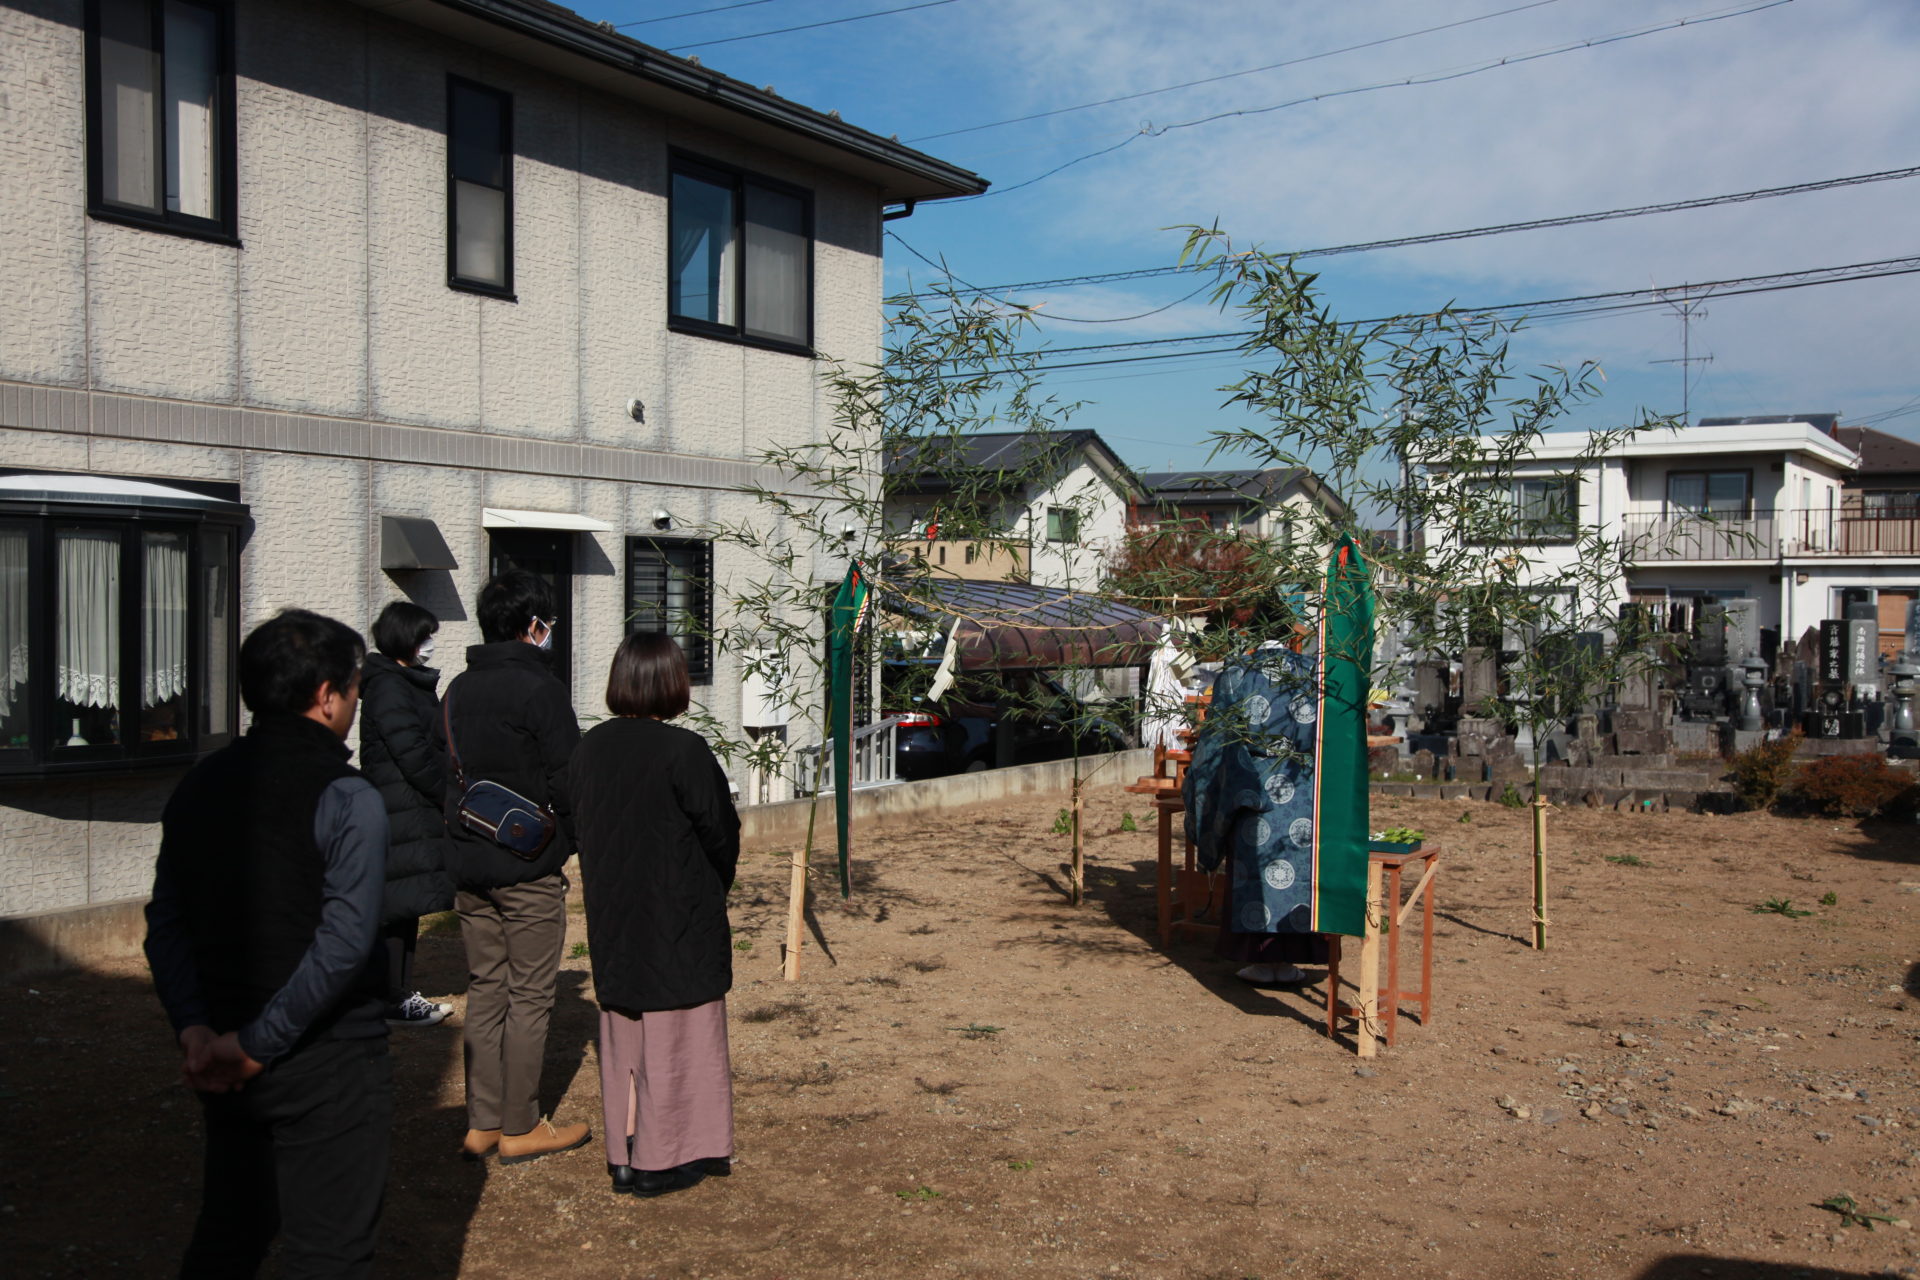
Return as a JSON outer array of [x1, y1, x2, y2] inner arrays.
[[0, 0, 895, 922]]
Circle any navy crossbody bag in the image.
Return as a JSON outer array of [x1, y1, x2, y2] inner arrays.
[[442, 688, 556, 860]]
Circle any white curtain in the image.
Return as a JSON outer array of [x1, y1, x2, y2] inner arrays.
[[99, 0, 158, 212], [163, 1, 218, 220], [745, 184, 805, 342], [0, 531, 27, 720], [143, 532, 188, 707], [58, 531, 120, 710]]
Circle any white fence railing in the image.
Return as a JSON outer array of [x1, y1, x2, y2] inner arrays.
[[797, 717, 902, 795]]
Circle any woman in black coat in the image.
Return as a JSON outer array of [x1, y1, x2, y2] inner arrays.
[[570, 631, 740, 1198], [359, 601, 456, 1026]]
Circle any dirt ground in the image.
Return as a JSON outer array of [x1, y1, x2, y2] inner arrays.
[[6, 787, 1920, 1280]]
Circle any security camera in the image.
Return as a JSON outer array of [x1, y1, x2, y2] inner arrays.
[[840, 524, 857, 541], [652, 509, 672, 530], [626, 398, 646, 423]]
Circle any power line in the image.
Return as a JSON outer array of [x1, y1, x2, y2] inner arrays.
[[887, 231, 1216, 323], [900, 162, 1920, 300], [909, 0, 1574, 142], [961, 0, 1793, 201], [665, 0, 960, 51], [923, 255, 1920, 378], [616, 0, 785, 28]]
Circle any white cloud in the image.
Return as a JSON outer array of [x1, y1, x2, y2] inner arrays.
[[906, 0, 1920, 431]]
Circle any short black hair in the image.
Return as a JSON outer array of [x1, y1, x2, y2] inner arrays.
[[605, 631, 691, 719], [476, 570, 555, 644], [372, 600, 439, 661], [239, 609, 366, 716]]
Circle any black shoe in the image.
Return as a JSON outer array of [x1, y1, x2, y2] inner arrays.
[[685, 1157, 732, 1178], [609, 1163, 637, 1195], [633, 1166, 704, 1198]]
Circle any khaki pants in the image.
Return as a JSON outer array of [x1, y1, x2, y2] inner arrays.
[[456, 874, 567, 1135]]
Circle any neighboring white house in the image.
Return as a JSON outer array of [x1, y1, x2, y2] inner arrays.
[[0, 0, 983, 950], [1438, 418, 1920, 646], [885, 430, 1146, 588]]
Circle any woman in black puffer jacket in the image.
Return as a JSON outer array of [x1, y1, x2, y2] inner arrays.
[[360, 601, 456, 1026]]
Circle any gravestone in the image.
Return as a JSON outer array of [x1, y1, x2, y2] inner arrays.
[[1460, 647, 1498, 713]]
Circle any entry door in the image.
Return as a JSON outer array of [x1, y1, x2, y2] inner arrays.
[[488, 530, 573, 686]]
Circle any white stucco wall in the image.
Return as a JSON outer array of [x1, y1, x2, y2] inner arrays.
[[0, 0, 892, 918]]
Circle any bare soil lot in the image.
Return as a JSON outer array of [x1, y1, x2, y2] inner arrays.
[[5, 789, 1919, 1279]]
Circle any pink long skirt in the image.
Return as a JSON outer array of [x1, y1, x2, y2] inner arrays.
[[597, 999, 735, 1170]]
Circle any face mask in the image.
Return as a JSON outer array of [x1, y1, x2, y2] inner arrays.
[[414, 638, 436, 666], [534, 620, 555, 652]]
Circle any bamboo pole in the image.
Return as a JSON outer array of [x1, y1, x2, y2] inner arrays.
[[1069, 774, 1085, 906], [1531, 792, 1549, 951], [1356, 858, 1384, 1057], [783, 789, 822, 981]]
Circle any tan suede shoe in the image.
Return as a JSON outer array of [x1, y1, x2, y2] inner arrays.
[[498, 1118, 591, 1165], [460, 1128, 502, 1161]]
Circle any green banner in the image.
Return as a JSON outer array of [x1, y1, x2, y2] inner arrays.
[[826, 561, 871, 898], [1313, 533, 1375, 936]]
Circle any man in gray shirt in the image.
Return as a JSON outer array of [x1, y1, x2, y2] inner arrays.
[[146, 609, 392, 1279]]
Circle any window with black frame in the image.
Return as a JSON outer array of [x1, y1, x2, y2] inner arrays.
[[0, 488, 242, 772], [447, 77, 513, 296], [668, 157, 812, 351], [626, 537, 713, 685], [86, 0, 236, 240], [1666, 470, 1750, 516], [1513, 477, 1577, 540]]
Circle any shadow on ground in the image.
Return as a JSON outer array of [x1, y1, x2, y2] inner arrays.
[[5, 932, 486, 1278], [1633, 1256, 1886, 1279]]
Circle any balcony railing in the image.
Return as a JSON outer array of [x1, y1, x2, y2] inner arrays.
[[1623, 509, 1920, 561]]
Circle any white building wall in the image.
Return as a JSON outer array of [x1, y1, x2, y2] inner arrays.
[[0, 0, 892, 919], [1022, 461, 1130, 588]]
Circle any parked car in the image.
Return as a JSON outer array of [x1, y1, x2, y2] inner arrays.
[[891, 669, 1131, 781]]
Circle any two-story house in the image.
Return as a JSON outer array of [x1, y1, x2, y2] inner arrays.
[[1131, 467, 1349, 545], [0, 0, 983, 959], [1442, 417, 1920, 655], [884, 429, 1145, 588]]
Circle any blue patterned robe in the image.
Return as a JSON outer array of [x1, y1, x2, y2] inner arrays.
[[1183, 651, 1321, 935]]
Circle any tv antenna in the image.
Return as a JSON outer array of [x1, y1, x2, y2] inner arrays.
[[1650, 288, 1713, 422]]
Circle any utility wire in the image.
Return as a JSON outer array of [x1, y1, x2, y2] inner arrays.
[[962, 0, 1793, 201], [888, 231, 1215, 323], [617, 0, 784, 27], [901, 162, 1920, 301], [922, 255, 1920, 378], [666, 0, 959, 50], [910, 0, 1574, 142]]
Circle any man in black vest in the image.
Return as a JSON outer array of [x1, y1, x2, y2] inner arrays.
[[145, 609, 392, 1279]]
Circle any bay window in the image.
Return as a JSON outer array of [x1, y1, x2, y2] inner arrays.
[[669, 156, 813, 352], [0, 476, 244, 774], [86, 0, 236, 241]]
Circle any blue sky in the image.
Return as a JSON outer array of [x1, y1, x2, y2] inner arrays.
[[585, 0, 1920, 475]]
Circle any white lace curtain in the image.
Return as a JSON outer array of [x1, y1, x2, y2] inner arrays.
[[144, 532, 188, 707], [58, 530, 120, 710], [0, 531, 27, 719], [744, 184, 805, 342]]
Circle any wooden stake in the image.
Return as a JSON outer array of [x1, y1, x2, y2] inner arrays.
[[1531, 793, 1549, 951], [783, 791, 821, 982], [1069, 774, 1085, 906], [1356, 858, 1383, 1057]]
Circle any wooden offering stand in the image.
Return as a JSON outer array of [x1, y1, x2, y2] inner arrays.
[[1325, 844, 1441, 1056]]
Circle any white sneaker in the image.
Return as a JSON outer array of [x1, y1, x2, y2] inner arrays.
[[386, 992, 453, 1027], [1236, 962, 1309, 986]]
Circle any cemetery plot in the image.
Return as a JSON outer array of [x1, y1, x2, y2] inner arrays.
[[3, 790, 1917, 1279]]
